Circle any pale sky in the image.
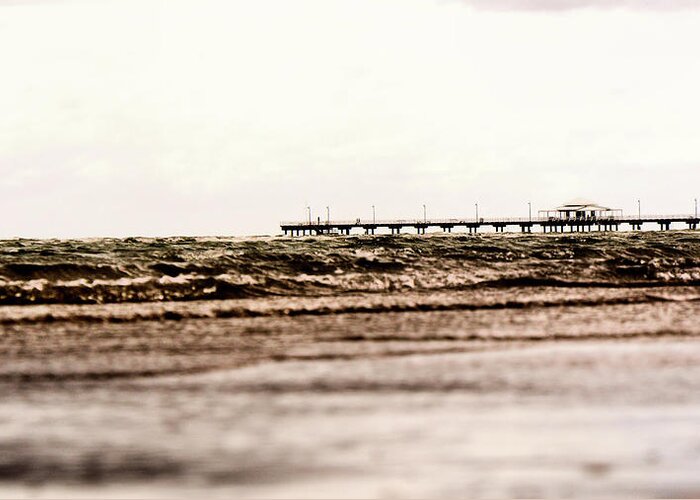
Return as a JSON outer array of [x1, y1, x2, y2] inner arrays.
[[1, 0, 699, 237]]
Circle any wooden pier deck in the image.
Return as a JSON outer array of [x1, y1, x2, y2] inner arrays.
[[281, 215, 699, 236]]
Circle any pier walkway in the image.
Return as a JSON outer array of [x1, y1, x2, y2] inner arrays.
[[281, 215, 699, 236]]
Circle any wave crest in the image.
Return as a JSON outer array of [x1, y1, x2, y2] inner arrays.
[[0, 233, 698, 305]]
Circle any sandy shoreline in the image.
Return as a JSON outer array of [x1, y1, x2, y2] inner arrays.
[[4, 339, 700, 498], [3, 301, 700, 497]]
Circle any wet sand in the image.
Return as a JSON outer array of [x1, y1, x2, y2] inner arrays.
[[3, 298, 700, 498]]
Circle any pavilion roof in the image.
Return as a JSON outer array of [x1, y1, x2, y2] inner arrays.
[[545, 198, 620, 212]]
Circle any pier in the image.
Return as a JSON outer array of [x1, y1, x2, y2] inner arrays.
[[281, 215, 699, 236], [282, 199, 699, 236]]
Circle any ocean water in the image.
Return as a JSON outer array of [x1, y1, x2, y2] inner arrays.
[[1, 231, 699, 308], [2, 232, 700, 498]]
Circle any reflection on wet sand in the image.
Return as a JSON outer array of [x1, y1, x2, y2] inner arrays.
[[3, 300, 700, 497]]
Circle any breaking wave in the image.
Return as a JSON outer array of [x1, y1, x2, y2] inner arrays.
[[0, 232, 699, 306]]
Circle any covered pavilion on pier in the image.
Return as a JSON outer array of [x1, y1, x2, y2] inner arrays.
[[538, 198, 622, 221]]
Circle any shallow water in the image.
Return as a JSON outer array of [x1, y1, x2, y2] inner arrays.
[[2, 232, 700, 497]]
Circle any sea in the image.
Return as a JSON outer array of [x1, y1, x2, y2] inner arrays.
[[2, 232, 700, 498]]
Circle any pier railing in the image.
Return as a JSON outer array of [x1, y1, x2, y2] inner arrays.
[[281, 214, 697, 227]]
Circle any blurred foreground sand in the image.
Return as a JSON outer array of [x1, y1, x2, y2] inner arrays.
[[3, 302, 700, 498]]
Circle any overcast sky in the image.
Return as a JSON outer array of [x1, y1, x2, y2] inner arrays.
[[1, 0, 699, 237]]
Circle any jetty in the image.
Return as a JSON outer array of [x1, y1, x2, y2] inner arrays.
[[281, 199, 699, 236]]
